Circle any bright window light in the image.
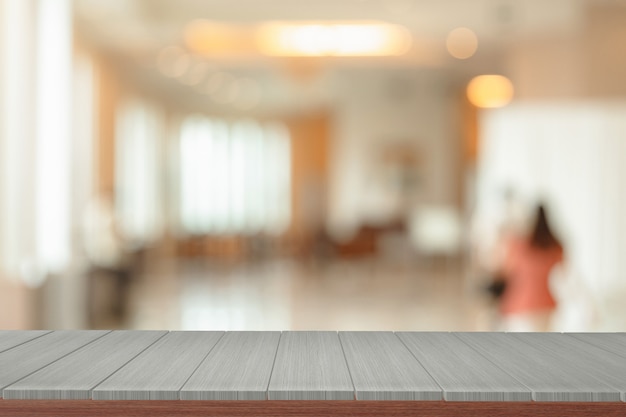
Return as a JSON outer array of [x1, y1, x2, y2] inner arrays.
[[115, 100, 163, 245], [179, 117, 291, 235]]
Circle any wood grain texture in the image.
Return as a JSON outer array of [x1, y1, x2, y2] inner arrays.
[[509, 333, 626, 401], [569, 333, 626, 359], [0, 331, 51, 354], [339, 332, 442, 400], [2, 400, 626, 417], [397, 332, 532, 401], [268, 331, 354, 400], [0, 330, 109, 398], [92, 331, 224, 400], [456, 333, 621, 402], [180, 331, 280, 400], [3, 331, 626, 406], [3, 331, 166, 400]]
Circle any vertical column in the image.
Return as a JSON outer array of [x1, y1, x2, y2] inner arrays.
[[34, 0, 73, 273], [72, 52, 95, 257], [0, 0, 37, 281], [0, 0, 39, 328], [0, 0, 6, 275]]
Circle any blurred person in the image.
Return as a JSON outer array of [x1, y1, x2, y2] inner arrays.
[[498, 204, 564, 331]]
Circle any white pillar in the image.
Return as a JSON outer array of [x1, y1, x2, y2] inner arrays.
[[34, 0, 73, 274], [0, 0, 38, 281]]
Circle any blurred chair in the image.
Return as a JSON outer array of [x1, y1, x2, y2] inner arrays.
[[82, 197, 134, 327]]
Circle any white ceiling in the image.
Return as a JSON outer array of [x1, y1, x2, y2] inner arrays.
[[73, 0, 590, 115], [75, 0, 587, 49]]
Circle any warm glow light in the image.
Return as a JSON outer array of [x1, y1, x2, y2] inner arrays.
[[467, 75, 514, 108], [257, 21, 412, 56], [446, 27, 478, 59], [184, 19, 254, 55]]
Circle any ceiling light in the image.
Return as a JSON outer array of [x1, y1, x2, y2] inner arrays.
[[466, 75, 514, 108], [257, 21, 412, 56], [184, 19, 253, 55]]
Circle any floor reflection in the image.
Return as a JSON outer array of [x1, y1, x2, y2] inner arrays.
[[120, 258, 485, 331]]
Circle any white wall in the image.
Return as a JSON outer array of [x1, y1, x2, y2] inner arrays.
[[328, 69, 460, 238], [476, 102, 626, 330]]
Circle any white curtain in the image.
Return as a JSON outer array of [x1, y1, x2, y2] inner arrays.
[[476, 102, 626, 330]]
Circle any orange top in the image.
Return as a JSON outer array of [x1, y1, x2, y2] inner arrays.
[[500, 237, 563, 315]]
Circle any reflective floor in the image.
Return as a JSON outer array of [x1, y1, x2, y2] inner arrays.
[[122, 257, 493, 331]]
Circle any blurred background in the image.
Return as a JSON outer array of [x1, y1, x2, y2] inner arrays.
[[1, 0, 625, 331]]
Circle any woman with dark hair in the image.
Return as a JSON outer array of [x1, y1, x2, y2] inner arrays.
[[499, 204, 564, 331]]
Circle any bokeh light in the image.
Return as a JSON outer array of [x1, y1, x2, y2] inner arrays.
[[446, 27, 478, 60], [466, 74, 514, 108]]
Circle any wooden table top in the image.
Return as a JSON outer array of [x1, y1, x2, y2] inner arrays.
[[1, 330, 626, 402]]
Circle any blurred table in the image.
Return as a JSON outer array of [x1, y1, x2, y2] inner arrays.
[[1, 330, 626, 416]]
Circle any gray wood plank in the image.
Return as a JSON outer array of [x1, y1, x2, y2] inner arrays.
[[0, 330, 109, 398], [339, 332, 442, 400], [510, 333, 626, 401], [397, 332, 532, 401], [569, 333, 626, 359], [3, 330, 166, 399], [456, 332, 621, 402], [268, 331, 354, 400], [0, 331, 51, 354], [180, 331, 280, 400], [92, 331, 224, 400]]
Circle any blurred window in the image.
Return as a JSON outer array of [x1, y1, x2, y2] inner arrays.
[[179, 116, 290, 235], [115, 100, 163, 246]]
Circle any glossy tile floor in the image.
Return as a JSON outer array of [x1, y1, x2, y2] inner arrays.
[[124, 258, 493, 331]]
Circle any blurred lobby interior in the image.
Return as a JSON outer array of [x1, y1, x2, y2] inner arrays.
[[1, 0, 626, 332]]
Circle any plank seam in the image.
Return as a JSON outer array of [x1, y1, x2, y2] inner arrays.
[[336, 331, 357, 400], [176, 331, 227, 399], [265, 331, 283, 400], [567, 333, 626, 401], [393, 332, 446, 396], [508, 332, 626, 401], [89, 331, 171, 398], [0, 331, 53, 355], [450, 333, 536, 400], [1, 331, 112, 397], [565, 333, 626, 359]]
